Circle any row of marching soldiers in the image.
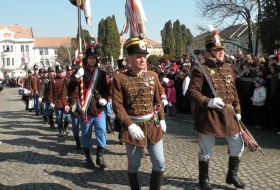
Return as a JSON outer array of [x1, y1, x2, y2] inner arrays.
[[21, 45, 114, 170], [20, 39, 170, 189]]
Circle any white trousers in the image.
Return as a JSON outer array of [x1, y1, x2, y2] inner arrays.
[[198, 132, 244, 161]]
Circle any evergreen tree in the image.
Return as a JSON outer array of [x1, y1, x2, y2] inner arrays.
[[161, 20, 175, 55], [97, 19, 106, 62], [173, 20, 184, 56], [181, 24, 193, 53], [97, 16, 120, 64], [260, 0, 280, 54]]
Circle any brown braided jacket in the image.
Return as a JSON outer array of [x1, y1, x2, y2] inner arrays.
[[187, 58, 241, 137], [112, 70, 165, 147]]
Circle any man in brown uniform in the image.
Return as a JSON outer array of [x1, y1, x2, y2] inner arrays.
[[31, 65, 40, 116], [62, 65, 81, 149], [187, 29, 245, 189], [113, 37, 166, 190], [47, 66, 66, 136]]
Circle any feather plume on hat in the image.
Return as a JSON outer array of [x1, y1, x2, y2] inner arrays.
[[120, 0, 147, 38], [205, 24, 224, 51], [121, 0, 149, 55]]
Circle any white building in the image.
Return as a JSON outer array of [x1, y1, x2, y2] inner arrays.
[[1, 24, 163, 73], [33, 37, 72, 68], [0, 24, 72, 71], [0, 24, 34, 70]]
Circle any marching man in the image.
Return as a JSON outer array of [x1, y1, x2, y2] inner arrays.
[[113, 37, 166, 190], [73, 45, 109, 170], [187, 28, 245, 189]]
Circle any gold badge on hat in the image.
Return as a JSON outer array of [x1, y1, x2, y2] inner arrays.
[[139, 40, 146, 50]]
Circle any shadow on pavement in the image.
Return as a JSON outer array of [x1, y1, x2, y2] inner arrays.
[[0, 183, 73, 190], [2, 138, 79, 156], [49, 170, 196, 190], [0, 151, 83, 168]]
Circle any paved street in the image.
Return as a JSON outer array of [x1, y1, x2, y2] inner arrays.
[[0, 87, 279, 190]]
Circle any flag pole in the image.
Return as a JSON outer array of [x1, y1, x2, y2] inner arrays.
[[77, 0, 85, 115]]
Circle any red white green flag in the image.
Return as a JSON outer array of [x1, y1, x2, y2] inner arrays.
[[69, 0, 93, 26]]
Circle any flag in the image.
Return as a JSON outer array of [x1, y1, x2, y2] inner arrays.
[[69, 0, 92, 26]]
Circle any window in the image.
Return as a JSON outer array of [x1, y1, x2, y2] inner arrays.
[[12, 58, 14, 66], [2, 45, 4, 51], [2, 58, 5, 66], [21, 58, 24, 65], [39, 49, 43, 55], [6, 45, 10, 52], [25, 45, 29, 52], [44, 49, 48, 55], [11, 45, 13, 52], [21, 45, 24, 52], [7, 58, 10, 66], [54, 50, 57, 55]]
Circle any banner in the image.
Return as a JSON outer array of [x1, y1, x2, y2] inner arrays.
[[69, 0, 92, 26]]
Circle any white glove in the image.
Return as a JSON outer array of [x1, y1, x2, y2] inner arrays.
[[71, 103, 77, 113], [168, 102, 172, 107], [162, 77, 169, 84], [236, 113, 241, 121], [50, 103, 55, 108], [65, 105, 70, 112], [162, 99, 168, 107], [207, 97, 225, 109], [38, 97, 42, 102], [128, 124, 145, 140], [75, 68, 84, 78], [160, 120, 167, 133], [98, 98, 107, 106]]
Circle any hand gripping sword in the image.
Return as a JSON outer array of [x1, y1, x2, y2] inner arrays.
[[187, 46, 264, 155]]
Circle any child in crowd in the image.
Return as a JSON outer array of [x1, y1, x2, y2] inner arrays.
[[251, 78, 266, 129], [163, 77, 176, 116]]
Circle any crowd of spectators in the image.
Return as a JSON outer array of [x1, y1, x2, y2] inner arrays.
[[149, 49, 280, 135]]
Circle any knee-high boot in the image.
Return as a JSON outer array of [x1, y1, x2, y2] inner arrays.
[[149, 170, 164, 190], [74, 135, 81, 149], [226, 156, 245, 189], [199, 160, 213, 190], [58, 124, 64, 137], [49, 114, 55, 129], [128, 172, 141, 190], [83, 148, 95, 169], [63, 120, 70, 135], [96, 146, 106, 168]]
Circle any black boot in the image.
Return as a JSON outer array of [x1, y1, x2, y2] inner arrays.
[[49, 114, 55, 129], [226, 157, 245, 189], [43, 116, 48, 123], [128, 172, 141, 190], [74, 135, 81, 150], [58, 124, 64, 137], [199, 161, 213, 190], [63, 121, 70, 135], [149, 170, 164, 190], [83, 148, 95, 169], [96, 147, 106, 169]]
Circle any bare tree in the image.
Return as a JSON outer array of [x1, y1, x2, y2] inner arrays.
[[197, 0, 258, 54]]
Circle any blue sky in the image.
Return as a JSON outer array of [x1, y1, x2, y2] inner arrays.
[[0, 0, 213, 41]]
